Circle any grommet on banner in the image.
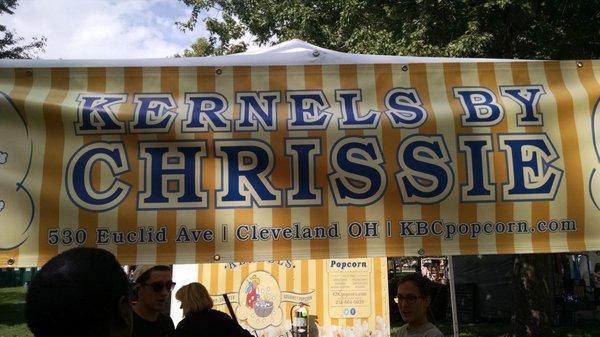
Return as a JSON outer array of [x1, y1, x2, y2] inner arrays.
[[25, 69, 33, 76], [418, 249, 425, 256], [402, 65, 409, 72], [215, 68, 223, 75], [312, 50, 320, 57], [576, 61, 583, 68], [213, 254, 221, 261], [7, 258, 15, 266]]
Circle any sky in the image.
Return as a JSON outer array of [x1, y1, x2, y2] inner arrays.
[[2, 0, 251, 59]]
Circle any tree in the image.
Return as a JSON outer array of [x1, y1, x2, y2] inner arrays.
[[512, 254, 555, 337], [176, 36, 246, 57], [177, 0, 600, 59], [0, 0, 46, 59]]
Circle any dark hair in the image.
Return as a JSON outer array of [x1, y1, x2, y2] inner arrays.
[[26, 247, 129, 337], [397, 273, 433, 298], [135, 265, 171, 284]]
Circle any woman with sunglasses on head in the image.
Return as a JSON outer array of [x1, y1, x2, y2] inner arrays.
[[395, 273, 443, 337], [132, 265, 176, 337], [175, 282, 253, 337]]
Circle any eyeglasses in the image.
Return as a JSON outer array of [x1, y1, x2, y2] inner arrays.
[[142, 281, 176, 292], [394, 294, 421, 305]]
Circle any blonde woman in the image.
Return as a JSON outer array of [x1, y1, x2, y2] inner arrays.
[[175, 283, 252, 337]]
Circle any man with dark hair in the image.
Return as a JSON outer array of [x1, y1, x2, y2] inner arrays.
[[131, 265, 175, 337], [25, 247, 132, 337]]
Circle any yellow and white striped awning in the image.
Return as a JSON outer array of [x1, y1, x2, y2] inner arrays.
[[0, 59, 599, 267]]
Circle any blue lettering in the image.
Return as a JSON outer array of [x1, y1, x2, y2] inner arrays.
[[500, 85, 545, 126], [458, 135, 495, 201], [499, 134, 563, 201], [285, 138, 322, 206], [235, 91, 280, 131], [396, 135, 454, 204], [216, 140, 282, 207], [66, 142, 130, 211], [182, 93, 230, 132], [329, 137, 386, 206], [74, 94, 127, 134], [454, 87, 504, 126], [384, 88, 427, 128], [139, 141, 208, 209], [130, 94, 177, 133], [286, 91, 332, 130], [336, 89, 379, 129]]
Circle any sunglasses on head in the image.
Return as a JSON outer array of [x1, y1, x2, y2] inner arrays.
[[142, 281, 176, 292]]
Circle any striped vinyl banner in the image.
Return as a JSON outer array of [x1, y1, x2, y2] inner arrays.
[[0, 61, 599, 267], [169, 258, 390, 336]]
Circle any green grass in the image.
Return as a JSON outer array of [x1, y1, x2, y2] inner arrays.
[[0, 287, 32, 337]]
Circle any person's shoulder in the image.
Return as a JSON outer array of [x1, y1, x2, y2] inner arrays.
[[207, 309, 233, 319], [183, 309, 232, 323], [423, 322, 444, 337], [395, 324, 408, 337], [158, 313, 175, 330]]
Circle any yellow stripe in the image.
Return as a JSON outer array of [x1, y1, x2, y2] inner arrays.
[[340, 64, 367, 258], [305, 65, 330, 260], [38, 68, 69, 265], [379, 64, 404, 257], [7, 69, 33, 264], [511, 62, 551, 253], [116, 67, 142, 265], [315, 259, 325, 327], [286, 260, 294, 326], [443, 64, 478, 255], [233, 66, 255, 262], [545, 62, 586, 252], [373, 258, 383, 319], [476, 63, 514, 254], [195, 67, 217, 262], [210, 263, 219, 294], [269, 65, 292, 261], [410, 63, 442, 256], [156, 67, 179, 265], [78, 68, 105, 248]]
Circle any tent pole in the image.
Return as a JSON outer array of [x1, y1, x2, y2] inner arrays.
[[447, 255, 459, 337]]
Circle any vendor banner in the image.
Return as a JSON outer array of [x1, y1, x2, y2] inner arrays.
[[0, 62, 599, 267], [170, 258, 390, 337]]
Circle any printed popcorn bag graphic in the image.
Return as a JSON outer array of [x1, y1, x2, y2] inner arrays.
[[0, 93, 34, 250], [237, 271, 284, 329]]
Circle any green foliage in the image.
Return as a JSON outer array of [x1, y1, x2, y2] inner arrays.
[[178, 0, 600, 59], [0, 0, 46, 59], [0, 287, 32, 337]]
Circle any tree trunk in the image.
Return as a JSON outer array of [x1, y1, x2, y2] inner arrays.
[[511, 253, 555, 337]]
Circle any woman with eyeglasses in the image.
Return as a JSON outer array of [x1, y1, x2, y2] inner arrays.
[[395, 273, 443, 337], [174, 282, 253, 337]]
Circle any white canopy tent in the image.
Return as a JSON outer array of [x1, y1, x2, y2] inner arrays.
[[0, 39, 516, 68]]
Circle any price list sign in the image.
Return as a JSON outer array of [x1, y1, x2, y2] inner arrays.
[[327, 259, 372, 318]]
